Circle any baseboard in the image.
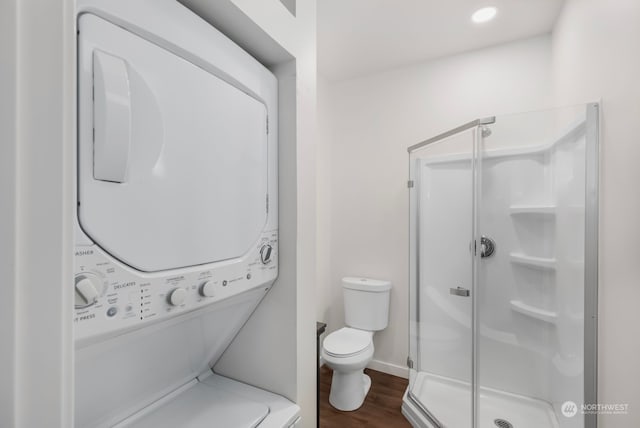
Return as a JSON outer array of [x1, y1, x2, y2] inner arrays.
[[367, 359, 409, 379]]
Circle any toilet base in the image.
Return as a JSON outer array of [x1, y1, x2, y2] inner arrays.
[[329, 370, 372, 411]]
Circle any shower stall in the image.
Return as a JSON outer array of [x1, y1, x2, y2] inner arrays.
[[402, 104, 599, 428]]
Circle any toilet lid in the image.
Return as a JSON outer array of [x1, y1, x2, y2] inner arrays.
[[323, 327, 372, 357]]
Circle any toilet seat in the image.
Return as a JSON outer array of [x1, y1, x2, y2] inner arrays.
[[323, 327, 373, 358]]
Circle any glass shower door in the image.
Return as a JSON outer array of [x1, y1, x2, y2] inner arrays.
[[408, 127, 479, 428], [475, 104, 597, 428]]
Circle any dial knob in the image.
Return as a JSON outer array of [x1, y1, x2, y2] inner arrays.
[[74, 274, 101, 309], [260, 244, 273, 264], [199, 281, 215, 297], [168, 288, 187, 306]]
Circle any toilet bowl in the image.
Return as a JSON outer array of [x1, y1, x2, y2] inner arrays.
[[321, 277, 392, 411], [322, 327, 375, 411]]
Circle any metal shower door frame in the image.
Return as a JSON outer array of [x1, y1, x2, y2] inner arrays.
[[407, 118, 493, 428]]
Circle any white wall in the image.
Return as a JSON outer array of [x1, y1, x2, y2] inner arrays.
[[553, 1, 640, 426], [317, 35, 554, 375], [0, 1, 75, 427], [0, 1, 18, 423], [316, 75, 333, 326]]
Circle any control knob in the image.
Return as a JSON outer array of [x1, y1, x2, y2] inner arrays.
[[199, 281, 215, 298], [74, 273, 101, 309], [168, 288, 187, 306], [260, 244, 273, 264]]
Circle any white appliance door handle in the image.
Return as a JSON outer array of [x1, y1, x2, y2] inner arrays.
[[93, 50, 131, 183]]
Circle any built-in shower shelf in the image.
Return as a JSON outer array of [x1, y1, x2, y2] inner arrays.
[[509, 205, 556, 216], [509, 253, 556, 270], [510, 300, 558, 324]]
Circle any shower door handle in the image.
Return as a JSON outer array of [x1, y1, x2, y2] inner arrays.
[[449, 287, 470, 297]]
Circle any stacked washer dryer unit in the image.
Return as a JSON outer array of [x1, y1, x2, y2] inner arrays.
[[74, 1, 299, 427]]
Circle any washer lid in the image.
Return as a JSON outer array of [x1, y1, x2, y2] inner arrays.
[[77, 14, 271, 272], [125, 381, 269, 428], [323, 327, 372, 357]]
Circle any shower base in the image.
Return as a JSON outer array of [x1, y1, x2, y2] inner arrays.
[[404, 372, 560, 428]]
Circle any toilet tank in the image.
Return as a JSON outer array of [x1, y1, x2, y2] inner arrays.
[[343, 277, 392, 331]]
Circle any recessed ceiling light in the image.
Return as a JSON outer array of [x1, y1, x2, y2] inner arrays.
[[472, 7, 498, 24]]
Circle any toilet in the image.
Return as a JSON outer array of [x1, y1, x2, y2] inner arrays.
[[322, 277, 392, 411]]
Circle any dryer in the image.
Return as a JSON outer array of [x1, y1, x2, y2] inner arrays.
[[74, 1, 298, 426]]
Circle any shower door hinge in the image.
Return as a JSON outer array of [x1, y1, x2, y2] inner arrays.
[[407, 356, 414, 369], [407, 180, 414, 188]]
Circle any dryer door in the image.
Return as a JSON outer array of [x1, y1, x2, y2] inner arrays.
[[77, 14, 270, 272]]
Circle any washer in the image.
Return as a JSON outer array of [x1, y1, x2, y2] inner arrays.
[[74, 1, 298, 427]]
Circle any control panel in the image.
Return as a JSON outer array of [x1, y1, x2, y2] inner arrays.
[[74, 230, 277, 341]]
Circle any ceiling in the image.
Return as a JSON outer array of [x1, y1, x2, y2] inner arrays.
[[318, 0, 565, 81]]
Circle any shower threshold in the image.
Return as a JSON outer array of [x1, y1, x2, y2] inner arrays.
[[407, 372, 560, 428]]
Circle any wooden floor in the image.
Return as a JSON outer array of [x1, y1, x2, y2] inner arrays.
[[319, 366, 412, 428]]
